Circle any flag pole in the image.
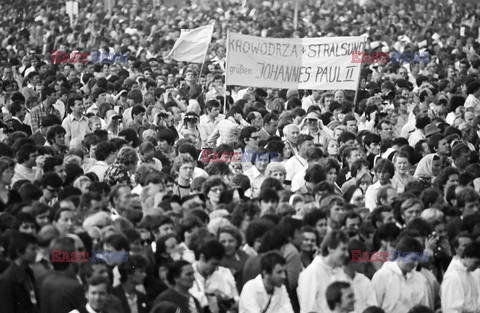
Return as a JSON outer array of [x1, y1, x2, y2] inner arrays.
[[224, 30, 230, 114], [199, 22, 214, 81], [293, 0, 299, 31], [353, 36, 367, 111]]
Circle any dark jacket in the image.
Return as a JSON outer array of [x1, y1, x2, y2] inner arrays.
[[0, 262, 39, 313], [30, 130, 46, 146], [11, 118, 32, 136], [154, 288, 203, 313], [112, 285, 151, 313], [39, 270, 86, 313]]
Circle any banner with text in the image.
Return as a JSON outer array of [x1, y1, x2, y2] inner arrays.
[[226, 32, 365, 90]]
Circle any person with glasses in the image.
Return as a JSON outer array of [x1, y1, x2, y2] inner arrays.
[[203, 176, 228, 212], [239, 126, 261, 172]]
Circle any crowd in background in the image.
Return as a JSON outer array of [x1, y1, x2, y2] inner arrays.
[[0, 0, 480, 313]]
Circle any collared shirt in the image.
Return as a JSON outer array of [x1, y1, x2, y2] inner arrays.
[[284, 154, 308, 181], [12, 163, 36, 185], [190, 262, 239, 310], [207, 117, 249, 147], [62, 113, 91, 142], [30, 103, 62, 133], [239, 275, 293, 313], [301, 96, 317, 112], [464, 94, 480, 110], [87, 161, 109, 182], [372, 261, 430, 313], [442, 257, 480, 313], [408, 128, 425, 146], [365, 180, 383, 212], [244, 166, 264, 186], [198, 114, 223, 148], [138, 157, 163, 172], [126, 291, 139, 313], [346, 272, 378, 313], [297, 256, 349, 313], [300, 127, 332, 149]]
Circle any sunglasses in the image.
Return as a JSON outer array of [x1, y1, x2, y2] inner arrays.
[[250, 136, 260, 140]]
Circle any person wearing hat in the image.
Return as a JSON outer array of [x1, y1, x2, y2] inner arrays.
[[299, 111, 333, 149]]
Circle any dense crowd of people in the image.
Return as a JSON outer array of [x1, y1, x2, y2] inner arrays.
[[1, 0, 480, 313]]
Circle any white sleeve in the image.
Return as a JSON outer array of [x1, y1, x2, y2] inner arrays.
[[297, 270, 319, 313], [441, 276, 464, 313], [239, 282, 262, 313], [371, 271, 386, 308]]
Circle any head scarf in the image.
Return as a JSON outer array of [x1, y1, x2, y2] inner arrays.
[[414, 153, 438, 178]]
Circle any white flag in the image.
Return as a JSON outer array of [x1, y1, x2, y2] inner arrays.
[[166, 24, 214, 63]]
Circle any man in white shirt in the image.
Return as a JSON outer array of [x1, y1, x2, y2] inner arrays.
[[190, 240, 239, 313], [408, 114, 430, 146], [301, 90, 321, 111], [198, 100, 223, 149], [297, 230, 350, 313], [442, 241, 480, 313], [464, 81, 480, 111], [343, 240, 378, 313], [87, 141, 117, 182], [284, 134, 314, 182], [240, 252, 293, 313], [372, 237, 431, 313], [365, 160, 395, 212], [401, 102, 428, 139]]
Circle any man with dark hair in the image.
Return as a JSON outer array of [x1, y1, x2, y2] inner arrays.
[[377, 120, 394, 141], [113, 255, 150, 313], [464, 80, 480, 110], [29, 86, 61, 133], [325, 281, 355, 313], [240, 252, 293, 313], [12, 144, 46, 185], [365, 160, 395, 211], [79, 275, 112, 313], [0, 232, 39, 313], [130, 105, 147, 135], [363, 133, 381, 170], [62, 94, 90, 146], [451, 143, 471, 170], [39, 172, 63, 206], [154, 260, 203, 313], [408, 114, 430, 146], [371, 206, 395, 229], [87, 141, 117, 181], [297, 230, 349, 313], [285, 134, 314, 181], [30, 114, 61, 145], [372, 237, 430, 313], [258, 112, 279, 141], [441, 241, 480, 313], [199, 99, 222, 149], [190, 240, 238, 312], [258, 188, 280, 216], [40, 237, 86, 313], [10, 100, 32, 135]]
